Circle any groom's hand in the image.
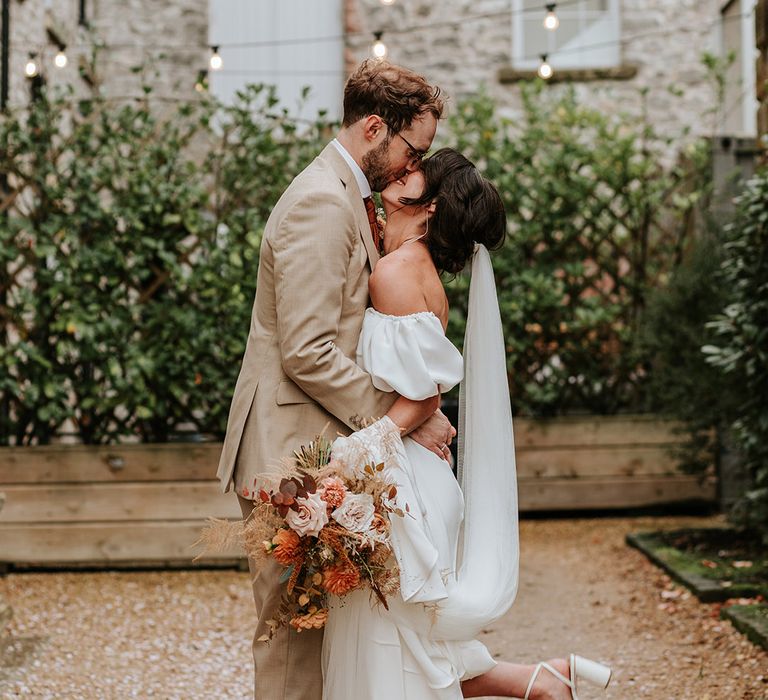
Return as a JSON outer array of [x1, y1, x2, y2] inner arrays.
[[409, 409, 456, 462]]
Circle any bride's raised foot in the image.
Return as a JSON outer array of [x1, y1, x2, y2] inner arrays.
[[524, 654, 612, 700]]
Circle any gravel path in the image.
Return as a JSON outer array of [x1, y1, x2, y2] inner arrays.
[[1, 514, 766, 699]]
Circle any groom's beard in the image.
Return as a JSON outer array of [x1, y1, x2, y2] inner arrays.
[[362, 137, 402, 193]]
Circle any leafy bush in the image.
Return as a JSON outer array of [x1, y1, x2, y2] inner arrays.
[[0, 82, 711, 443], [0, 85, 328, 444], [703, 169, 768, 541], [637, 228, 738, 476], [444, 86, 709, 416]]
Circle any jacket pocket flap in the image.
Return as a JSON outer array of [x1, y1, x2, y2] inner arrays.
[[276, 380, 314, 405]]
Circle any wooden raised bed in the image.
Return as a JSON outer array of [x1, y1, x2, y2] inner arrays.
[[513, 415, 716, 511], [0, 443, 240, 569], [0, 415, 715, 568]]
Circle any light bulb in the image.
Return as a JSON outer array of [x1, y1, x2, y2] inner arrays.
[[25, 55, 39, 78], [537, 56, 553, 80], [372, 40, 387, 59], [372, 32, 387, 60], [544, 10, 560, 30], [380, 0, 396, 4], [54, 49, 68, 68], [209, 46, 223, 71]]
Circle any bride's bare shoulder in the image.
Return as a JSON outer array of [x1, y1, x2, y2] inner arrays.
[[369, 250, 429, 316]]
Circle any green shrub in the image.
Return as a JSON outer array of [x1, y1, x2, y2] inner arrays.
[[703, 168, 768, 541], [444, 86, 709, 416], [0, 85, 328, 444], [638, 229, 738, 476], [0, 82, 711, 443]]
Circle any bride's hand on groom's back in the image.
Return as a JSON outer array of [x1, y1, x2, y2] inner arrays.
[[409, 409, 456, 462]]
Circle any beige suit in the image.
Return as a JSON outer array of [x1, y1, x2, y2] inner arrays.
[[217, 143, 395, 699]]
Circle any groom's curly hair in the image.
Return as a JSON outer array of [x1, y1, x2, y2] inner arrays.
[[342, 60, 444, 133]]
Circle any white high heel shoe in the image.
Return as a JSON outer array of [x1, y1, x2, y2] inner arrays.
[[523, 653, 612, 700]]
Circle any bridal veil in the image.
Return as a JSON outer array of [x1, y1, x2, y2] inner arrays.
[[432, 242, 520, 639]]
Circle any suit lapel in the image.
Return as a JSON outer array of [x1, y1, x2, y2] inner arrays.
[[319, 143, 381, 271]]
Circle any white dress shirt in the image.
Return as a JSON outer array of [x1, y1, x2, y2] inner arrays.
[[331, 138, 372, 198]]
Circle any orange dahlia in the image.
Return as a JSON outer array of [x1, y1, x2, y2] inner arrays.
[[319, 476, 347, 510], [271, 528, 301, 566], [289, 607, 328, 632], [322, 563, 361, 595]]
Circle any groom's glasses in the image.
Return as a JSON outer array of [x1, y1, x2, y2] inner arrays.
[[395, 132, 427, 166], [383, 121, 427, 166]]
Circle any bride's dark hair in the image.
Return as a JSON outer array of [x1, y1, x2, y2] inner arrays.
[[400, 148, 507, 274]]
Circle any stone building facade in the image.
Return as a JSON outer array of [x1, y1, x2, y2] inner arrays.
[[2, 0, 208, 109], [345, 0, 757, 141], [2, 1, 760, 142]]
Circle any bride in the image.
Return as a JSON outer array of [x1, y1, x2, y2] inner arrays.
[[321, 148, 612, 700]]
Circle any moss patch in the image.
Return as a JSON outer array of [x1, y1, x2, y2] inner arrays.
[[721, 604, 768, 652], [626, 528, 768, 602]]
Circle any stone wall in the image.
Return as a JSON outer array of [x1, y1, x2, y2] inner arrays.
[[5, 0, 730, 141], [3, 0, 207, 109], [346, 0, 723, 141]]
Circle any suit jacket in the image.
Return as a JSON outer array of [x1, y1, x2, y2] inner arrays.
[[217, 143, 395, 495]]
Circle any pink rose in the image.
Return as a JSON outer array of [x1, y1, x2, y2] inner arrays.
[[332, 493, 375, 533], [285, 492, 329, 537]]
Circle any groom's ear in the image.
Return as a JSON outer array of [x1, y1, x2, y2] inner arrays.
[[362, 115, 386, 144]]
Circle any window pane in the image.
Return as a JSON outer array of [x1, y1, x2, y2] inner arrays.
[[513, 0, 620, 68], [522, 18, 551, 58], [553, 17, 582, 49]]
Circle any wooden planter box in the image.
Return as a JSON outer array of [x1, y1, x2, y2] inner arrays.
[[513, 415, 716, 511], [0, 415, 715, 569], [0, 443, 239, 569]]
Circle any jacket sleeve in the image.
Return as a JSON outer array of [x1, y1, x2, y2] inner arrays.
[[271, 188, 394, 428]]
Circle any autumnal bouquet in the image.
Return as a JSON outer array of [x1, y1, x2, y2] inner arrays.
[[196, 425, 406, 641]]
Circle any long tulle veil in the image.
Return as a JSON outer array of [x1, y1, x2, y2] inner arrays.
[[431, 242, 520, 638]]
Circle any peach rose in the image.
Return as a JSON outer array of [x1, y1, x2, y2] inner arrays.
[[285, 492, 329, 537], [331, 493, 375, 533]]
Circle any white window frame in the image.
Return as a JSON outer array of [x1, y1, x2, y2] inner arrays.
[[719, 0, 758, 136], [511, 0, 622, 71]]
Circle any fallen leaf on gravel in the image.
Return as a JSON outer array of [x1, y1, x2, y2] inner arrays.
[[701, 559, 719, 568], [661, 589, 683, 600]]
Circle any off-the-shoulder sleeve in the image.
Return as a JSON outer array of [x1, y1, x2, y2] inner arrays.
[[356, 310, 464, 400]]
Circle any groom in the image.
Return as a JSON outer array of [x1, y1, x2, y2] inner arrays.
[[216, 60, 453, 699]]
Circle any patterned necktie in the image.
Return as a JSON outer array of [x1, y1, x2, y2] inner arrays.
[[363, 196, 382, 253]]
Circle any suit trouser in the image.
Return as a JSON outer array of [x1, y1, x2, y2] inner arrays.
[[238, 495, 324, 700]]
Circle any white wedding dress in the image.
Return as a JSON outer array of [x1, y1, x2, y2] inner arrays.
[[322, 246, 520, 700]]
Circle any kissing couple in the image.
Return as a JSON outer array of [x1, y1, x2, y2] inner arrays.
[[216, 59, 612, 700]]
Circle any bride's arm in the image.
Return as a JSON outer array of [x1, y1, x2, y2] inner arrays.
[[369, 256, 455, 461]]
